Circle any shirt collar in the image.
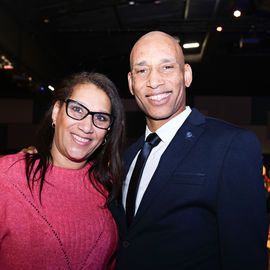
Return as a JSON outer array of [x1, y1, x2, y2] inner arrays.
[[145, 106, 192, 144]]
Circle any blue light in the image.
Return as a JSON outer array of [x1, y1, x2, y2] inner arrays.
[[40, 87, 44, 91]]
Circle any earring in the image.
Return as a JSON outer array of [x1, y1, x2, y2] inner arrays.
[[52, 122, 55, 128], [102, 137, 107, 146]]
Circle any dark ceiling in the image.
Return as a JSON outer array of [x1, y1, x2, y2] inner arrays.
[[0, 0, 270, 99]]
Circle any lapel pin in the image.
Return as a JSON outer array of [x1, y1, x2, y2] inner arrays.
[[186, 131, 193, 140]]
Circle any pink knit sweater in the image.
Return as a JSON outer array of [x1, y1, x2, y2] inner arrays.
[[0, 153, 118, 270]]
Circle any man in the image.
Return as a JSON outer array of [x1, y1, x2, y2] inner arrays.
[[109, 31, 269, 269]]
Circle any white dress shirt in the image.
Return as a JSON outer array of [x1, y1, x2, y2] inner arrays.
[[122, 106, 192, 213]]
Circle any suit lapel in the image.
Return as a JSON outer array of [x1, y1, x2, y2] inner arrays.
[[109, 135, 145, 233], [130, 109, 206, 228], [123, 136, 145, 171], [109, 197, 127, 235]]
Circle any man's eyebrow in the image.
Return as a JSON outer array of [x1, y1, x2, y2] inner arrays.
[[133, 58, 176, 67], [133, 61, 147, 67], [160, 58, 177, 63]]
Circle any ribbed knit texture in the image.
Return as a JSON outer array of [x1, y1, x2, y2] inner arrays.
[[0, 153, 118, 270]]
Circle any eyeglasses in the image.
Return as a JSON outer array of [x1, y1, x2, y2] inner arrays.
[[64, 99, 113, 130]]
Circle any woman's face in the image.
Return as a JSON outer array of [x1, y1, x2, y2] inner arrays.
[[51, 83, 111, 169]]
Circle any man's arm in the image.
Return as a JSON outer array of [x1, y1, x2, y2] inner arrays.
[[217, 129, 268, 269], [19, 146, 37, 154]]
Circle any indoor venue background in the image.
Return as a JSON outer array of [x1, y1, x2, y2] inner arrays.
[[0, 0, 269, 163]]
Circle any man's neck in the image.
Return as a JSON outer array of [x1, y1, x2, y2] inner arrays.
[[146, 106, 187, 132]]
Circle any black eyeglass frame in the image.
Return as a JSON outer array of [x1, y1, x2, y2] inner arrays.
[[63, 99, 114, 130]]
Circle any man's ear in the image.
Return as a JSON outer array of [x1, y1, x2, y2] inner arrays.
[[52, 101, 61, 124], [128, 72, 134, 96], [184, 64, 193, 87]]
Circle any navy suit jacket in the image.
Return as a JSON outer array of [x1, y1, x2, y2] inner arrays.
[[110, 108, 269, 270]]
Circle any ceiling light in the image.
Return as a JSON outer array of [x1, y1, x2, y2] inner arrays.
[[129, 1, 135, 5], [0, 54, 13, 69], [183, 42, 200, 49], [216, 26, 223, 32], [48, 85, 55, 91], [3, 64, 13, 70], [233, 10, 241, 17]]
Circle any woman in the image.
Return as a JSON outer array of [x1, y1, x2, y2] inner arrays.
[[0, 72, 125, 270]]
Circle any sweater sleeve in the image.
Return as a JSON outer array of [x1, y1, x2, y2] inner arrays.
[[0, 172, 10, 249]]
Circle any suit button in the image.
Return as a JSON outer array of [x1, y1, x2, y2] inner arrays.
[[122, 241, 130, 248]]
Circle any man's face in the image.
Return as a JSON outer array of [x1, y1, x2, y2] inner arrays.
[[128, 32, 192, 130]]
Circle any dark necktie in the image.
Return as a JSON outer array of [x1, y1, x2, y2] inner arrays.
[[126, 133, 161, 227]]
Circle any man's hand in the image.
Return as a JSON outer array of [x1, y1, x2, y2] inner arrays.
[[20, 146, 38, 154]]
